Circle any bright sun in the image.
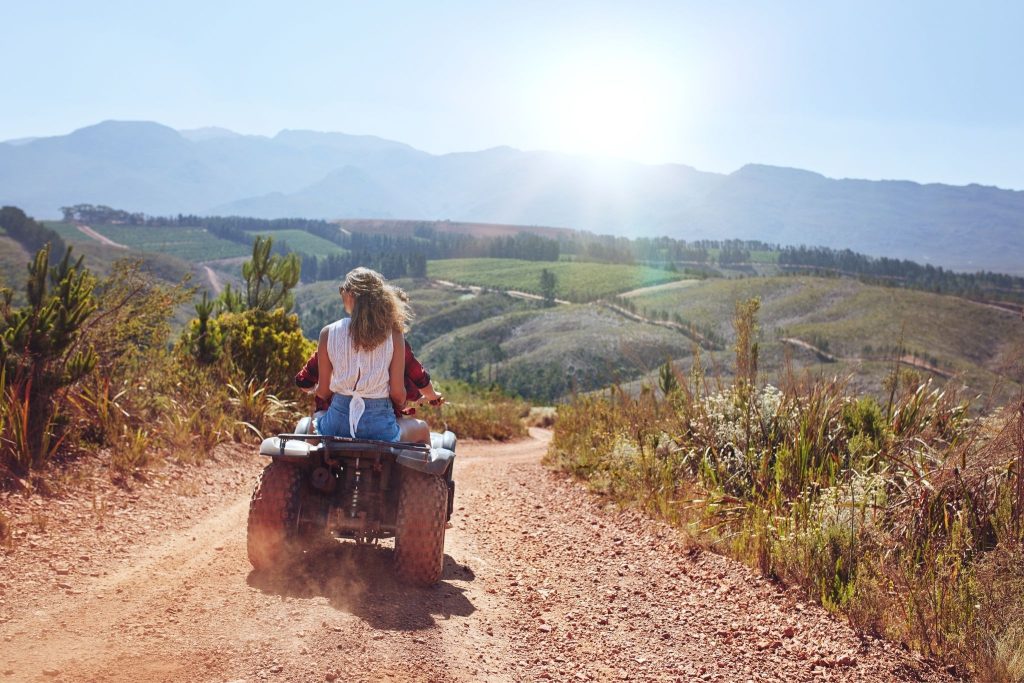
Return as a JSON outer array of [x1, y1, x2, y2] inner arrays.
[[539, 54, 678, 160]]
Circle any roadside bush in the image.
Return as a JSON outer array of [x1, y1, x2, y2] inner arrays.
[[216, 308, 314, 396], [416, 380, 528, 440], [178, 235, 314, 400]]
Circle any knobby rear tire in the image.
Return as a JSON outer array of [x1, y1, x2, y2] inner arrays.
[[394, 470, 448, 586], [246, 461, 303, 571]]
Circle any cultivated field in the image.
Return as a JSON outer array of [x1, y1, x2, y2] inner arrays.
[[242, 229, 347, 256], [427, 258, 683, 302], [45, 222, 250, 261]]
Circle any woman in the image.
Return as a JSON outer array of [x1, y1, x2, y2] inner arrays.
[[315, 267, 428, 443]]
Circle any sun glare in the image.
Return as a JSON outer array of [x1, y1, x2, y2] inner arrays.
[[538, 53, 680, 160]]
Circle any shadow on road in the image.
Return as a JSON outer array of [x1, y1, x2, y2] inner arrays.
[[246, 541, 476, 631]]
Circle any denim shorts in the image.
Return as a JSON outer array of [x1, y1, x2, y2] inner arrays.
[[315, 394, 400, 441]]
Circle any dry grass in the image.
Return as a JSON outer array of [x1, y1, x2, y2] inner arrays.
[[547, 303, 1024, 678], [416, 380, 528, 441]]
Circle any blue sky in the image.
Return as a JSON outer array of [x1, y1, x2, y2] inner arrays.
[[2, 1, 1022, 188]]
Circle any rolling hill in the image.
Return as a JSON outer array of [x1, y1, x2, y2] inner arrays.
[[4, 121, 1024, 274], [290, 275, 1024, 406]]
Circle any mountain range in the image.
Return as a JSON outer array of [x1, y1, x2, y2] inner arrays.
[[2, 120, 1022, 274]]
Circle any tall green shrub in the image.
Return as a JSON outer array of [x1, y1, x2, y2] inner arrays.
[[179, 236, 312, 395], [0, 245, 97, 471], [242, 236, 300, 312]]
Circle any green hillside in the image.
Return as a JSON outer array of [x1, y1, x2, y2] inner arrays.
[[623, 275, 1024, 399], [0, 236, 30, 305], [293, 278, 478, 341], [292, 271, 1024, 404], [427, 258, 685, 302], [15, 214, 1023, 406], [243, 228, 347, 256], [419, 304, 691, 402], [42, 221, 89, 243]]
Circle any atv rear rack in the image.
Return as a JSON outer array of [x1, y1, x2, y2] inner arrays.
[[259, 433, 452, 476]]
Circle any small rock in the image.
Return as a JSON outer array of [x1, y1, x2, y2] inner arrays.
[[42, 669, 60, 678], [538, 624, 552, 633], [782, 625, 796, 638], [325, 673, 338, 682], [836, 654, 856, 667], [269, 664, 283, 673]]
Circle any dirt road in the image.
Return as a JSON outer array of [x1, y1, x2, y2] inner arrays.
[[75, 224, 128, 249], [0, 431, 946, 682], [203, 265, 224, 295]]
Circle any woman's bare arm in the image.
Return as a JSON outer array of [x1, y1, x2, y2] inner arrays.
[[315, 326, 333, 404], [389, 328, 407, 408]]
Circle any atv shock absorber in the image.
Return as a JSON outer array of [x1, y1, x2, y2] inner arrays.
[[349, 457, 361, 519]]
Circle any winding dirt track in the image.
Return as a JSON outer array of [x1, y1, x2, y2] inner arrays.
[[0, 430, 947, 682], [75, 224, 128, 249]]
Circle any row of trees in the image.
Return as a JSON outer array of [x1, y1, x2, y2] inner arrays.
[[300, 250, 428, 283], [60, 204, 144, 224], [779, 245, 1024, 301]]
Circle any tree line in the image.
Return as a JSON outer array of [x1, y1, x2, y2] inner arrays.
[[778, 245, 1024, 301], [557, 235, 775, 266]]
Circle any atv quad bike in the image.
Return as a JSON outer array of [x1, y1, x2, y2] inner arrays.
[[246, 416, 457, 585]]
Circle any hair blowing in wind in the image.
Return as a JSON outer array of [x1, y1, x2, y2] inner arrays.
[[342, 267, 410, 351]]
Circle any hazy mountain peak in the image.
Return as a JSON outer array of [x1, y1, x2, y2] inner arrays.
[[2, 119, 1023, 274], [731, 163, 827, 182], [70, 119, 181, 138], [272, 129, 418, 154], [179, 126, 244, 142]]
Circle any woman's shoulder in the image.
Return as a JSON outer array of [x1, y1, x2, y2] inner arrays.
[[327, 317, 351, 331], [323, 317, 350, 340]]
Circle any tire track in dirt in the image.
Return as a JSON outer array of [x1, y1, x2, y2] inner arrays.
[[0, 431, 948, 682]]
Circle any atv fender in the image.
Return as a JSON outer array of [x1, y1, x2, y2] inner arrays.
[[395, 445, 455, 477], [430, 430, 457, 453]]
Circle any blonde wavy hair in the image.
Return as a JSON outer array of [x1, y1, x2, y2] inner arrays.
[[340, 267, 410, 351]]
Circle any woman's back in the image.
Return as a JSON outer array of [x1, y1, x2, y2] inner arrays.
[[314, 266, 408, 441], [325, 317, 393, 399]]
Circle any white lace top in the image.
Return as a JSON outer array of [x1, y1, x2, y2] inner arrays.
[[326, 318, 394, 436]]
